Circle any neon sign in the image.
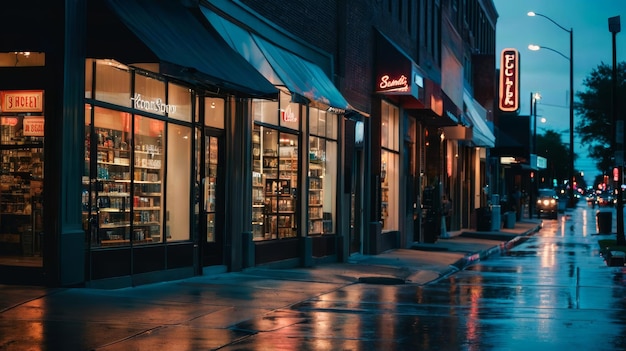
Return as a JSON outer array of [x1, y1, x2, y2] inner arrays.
[[378, 74, 409, 93], [1, 90, 43, 113], [499, 48, 519, 112]]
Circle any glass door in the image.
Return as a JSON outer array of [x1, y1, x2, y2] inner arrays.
[[201, 133, 223, 265]]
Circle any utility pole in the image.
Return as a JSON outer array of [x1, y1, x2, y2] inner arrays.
[[609, 16, 625, 245]]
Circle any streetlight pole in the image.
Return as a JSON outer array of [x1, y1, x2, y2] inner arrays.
[[528, 12, 575, 208], [609, 16, 624, 245], [530, 92, 541, 218]]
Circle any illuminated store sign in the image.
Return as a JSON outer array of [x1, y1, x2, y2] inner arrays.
[[130, 94, 176, 114], [281, 105, 297, 123], [23, 116, 45, 136], [378, 74, 409, 93], [498, 48, 519, 112], [1, 90, 43, 113]]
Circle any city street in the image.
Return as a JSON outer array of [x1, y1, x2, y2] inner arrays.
[[1, 203, 625, 350]]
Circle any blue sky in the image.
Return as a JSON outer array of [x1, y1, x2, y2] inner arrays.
[[494, 0, 626, 185]]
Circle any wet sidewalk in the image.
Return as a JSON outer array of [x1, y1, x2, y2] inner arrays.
[[0, 219, 542, 351]]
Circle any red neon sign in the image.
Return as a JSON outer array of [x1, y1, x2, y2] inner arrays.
[[499, 48, 519, 112]]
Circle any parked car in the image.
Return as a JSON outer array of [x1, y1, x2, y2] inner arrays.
[[536, 188, 559, 219]]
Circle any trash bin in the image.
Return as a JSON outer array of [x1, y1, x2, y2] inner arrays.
[[476, 207, 492, 231], [596, 211, 612, 234], [503, 211, 516, 229]]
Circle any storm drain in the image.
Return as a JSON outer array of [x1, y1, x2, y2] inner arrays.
[[357, 276, 406, 285]]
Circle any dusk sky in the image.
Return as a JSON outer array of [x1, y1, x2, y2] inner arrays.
[[494, 0, 626, 185]]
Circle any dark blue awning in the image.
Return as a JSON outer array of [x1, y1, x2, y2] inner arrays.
[[203, 7, 350, 111], [105, 0, 277, 97]]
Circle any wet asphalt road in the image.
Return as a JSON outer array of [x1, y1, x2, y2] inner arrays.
[[1, 203, 625, 350], [220, 204, 626, 350]]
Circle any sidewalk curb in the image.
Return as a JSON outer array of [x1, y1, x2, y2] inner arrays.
[[438, 223, 542, 282]]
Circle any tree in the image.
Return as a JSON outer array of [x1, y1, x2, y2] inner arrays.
[[575, 61, 626, 174], [536, 129, 571, 188]]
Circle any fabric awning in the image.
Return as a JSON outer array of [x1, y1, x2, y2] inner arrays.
[[202, 7, 350, 111], [464, 91, 495, 147], [104, 0, 277, 97]]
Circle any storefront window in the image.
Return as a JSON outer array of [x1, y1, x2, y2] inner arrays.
[[205, 136, 218, 242], [86, 107, 132, 247], [308, 107, 338, 235], [92, 59, 131, 107], [251, 124, 298, 240], [204, 97, 224, 129], [0, 52, 45, 67], [133, 72, 167, 116], [85, 61, 199, 248], [252, 98, 278, 125], [165, 123, 190, 242], [0, 104, 45, 259], [279, 92, 299, 131], [167, 82, 192, 122], [381, 100, 399, 231]]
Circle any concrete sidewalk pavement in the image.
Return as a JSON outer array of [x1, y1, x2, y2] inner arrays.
[[0, 219, 542, 351]]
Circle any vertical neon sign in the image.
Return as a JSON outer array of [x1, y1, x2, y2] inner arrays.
[[499, 48, 519, 112]]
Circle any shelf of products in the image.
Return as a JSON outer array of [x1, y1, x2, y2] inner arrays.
[[264, 178, 295, 239], [308, 162, 325, 234], [251, 127, 299, 240], [85, 127, 162, 247], [0, 145, 44, 255]]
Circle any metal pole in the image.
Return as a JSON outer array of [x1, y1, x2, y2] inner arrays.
[[528, 92, 537, 218], [568, 28, 575, 208], [609, 15, 624, 244]]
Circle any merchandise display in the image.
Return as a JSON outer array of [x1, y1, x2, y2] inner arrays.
[[84, 122, 163, 247]]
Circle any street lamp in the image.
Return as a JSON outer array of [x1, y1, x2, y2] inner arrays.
[[528, 11, 575, 208]]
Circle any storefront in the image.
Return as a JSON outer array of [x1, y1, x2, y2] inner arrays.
[[202, 3, 353, 266], [81, 0, 280, 287], [0, 0, 279, 287], [374, 30, 459, 247]]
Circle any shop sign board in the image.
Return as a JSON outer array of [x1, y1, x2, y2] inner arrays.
[[23, 116, 45, 136], [498, 48, 519, 112], [1, 90, 44, 113]]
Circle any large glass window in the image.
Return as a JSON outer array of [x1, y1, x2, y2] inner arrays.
[[91, 59, 131, 107], [168, 82, 192, 122], [134, 116, 165, 244], [84, 110, 169, 247], [381, 100, 400, 231], [0, 107, 45, 260], [204, 98, 225, 129], [251, 124, 298, 240], [204, 136, 218, 242], [84, 60, 195, 248], [308, 107, 338, 235], [165, 124, 190, 242]]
